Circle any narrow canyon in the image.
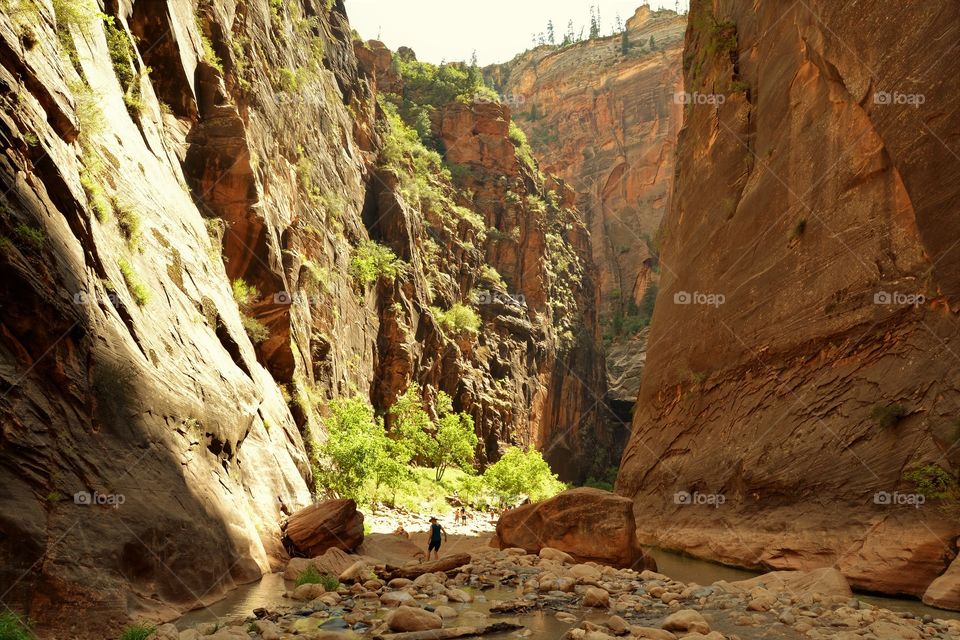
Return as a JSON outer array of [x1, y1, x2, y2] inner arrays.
[[0, 0, 958, 638]]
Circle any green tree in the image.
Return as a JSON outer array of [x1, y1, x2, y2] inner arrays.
[[483, 447, 566, 505], [432, 392, 478, 480], [316, 396, 387, 501], [620, 30, 630, 54], [389, 383, 436, 463], [546, 20, 555, 45]]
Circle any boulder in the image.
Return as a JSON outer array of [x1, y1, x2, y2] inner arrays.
[[380, 590, 416, 606], [283, 499, 364, 557], [386, 605, 443, 632], [630, 627, 677, 640], [725, 567, 852, 599], [540, 547, 575, 563], [583, 587, 610, 608], [923, 555, 960, 610], [661, 609, 710, 635], [495, 488, 656, 569], [291, 583, 326, 601], [153, 623, 179, 640]]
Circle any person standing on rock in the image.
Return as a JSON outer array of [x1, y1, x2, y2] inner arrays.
[[427, 516, 447, 560]]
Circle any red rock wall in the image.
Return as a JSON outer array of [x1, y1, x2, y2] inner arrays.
[[0, 0, 608, 635], [618, 0, 960, 603], [487, 6, 687, 409]]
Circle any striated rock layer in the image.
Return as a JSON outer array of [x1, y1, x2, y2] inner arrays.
[[618, 0, 960, 605], [487, 6, 686, 407], [0, 0, 607, 635]]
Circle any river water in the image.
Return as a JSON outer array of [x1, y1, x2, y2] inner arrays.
[[175, 547, 960, 631]]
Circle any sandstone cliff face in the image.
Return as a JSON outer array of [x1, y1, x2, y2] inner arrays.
[[0, 0, 606, 635], [618, 0, 960, 604], [486, 6, 685, 409]]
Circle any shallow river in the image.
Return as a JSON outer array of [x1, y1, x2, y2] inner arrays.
[[175, 547, 960, 632]]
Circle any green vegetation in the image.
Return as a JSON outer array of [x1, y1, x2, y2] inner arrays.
[[390, 385, 477, 481], [348, 240, 405, 287], [385, 55, 493, 148], [903, 464, 957, 501], [80, 173, 110, 222], [508, 121, 538, 174], [315, 395, 402, 501], [195, 16, 223, 74], [871, 403, 908, 429], [103, 16, 144, 115], [0, 613, 33, 640], [605, 283, 657, 344], [52, 0, 96, 72], [13, 224, 44, 250], [431, 303, 481, 335], [583, 466, 619, 492], [117, 258, 149, 306], [483, 447, 566, 505], [114, 200, 141, 246], [294, 566, 339, 590], [118, 624, 155, 640], [231, 279, 269, 344]]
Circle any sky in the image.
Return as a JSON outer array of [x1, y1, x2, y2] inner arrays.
[[344, 1, 689, 66]]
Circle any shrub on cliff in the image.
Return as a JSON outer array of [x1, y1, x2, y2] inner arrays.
[[348, 240, 406, 287], [483, 447, 566, 505], [432, 303, 481, 334]]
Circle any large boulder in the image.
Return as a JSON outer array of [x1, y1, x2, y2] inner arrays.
[[720, 567, 852, 599], [495, 488, 656, 569], [386, 606, 443, 632], [923, 555, 960, 610], [283, 499, 364, 557]]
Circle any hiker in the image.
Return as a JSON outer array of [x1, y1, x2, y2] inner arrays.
[[460, 508, 468, 526], [427, 516, 447, 560]]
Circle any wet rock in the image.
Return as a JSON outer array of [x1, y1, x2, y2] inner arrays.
[[385, 605, 443, 632], [434, 605, 458, 619], [606, 615, 629, 635], [380, 590, 416, 607], [630, 628, 677, 640], [284, 500, 365, 557], [292, 583, 326, 601], [495, 488, 656, 569], [662, 609, 710, 635], [583, 587, 610, 608], [541, 547, 576, 563]]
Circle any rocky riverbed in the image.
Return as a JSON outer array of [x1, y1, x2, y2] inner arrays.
[[160, 539, 960, 640]]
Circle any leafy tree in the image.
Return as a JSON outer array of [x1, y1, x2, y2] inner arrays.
[[649, 35, 657, 50], [316, 396, 388, 501], [390, 383, 437, 463], [620, 30, 630, 55], [483, 447, 566, 505], [546, 20, 555, 45], [432, 391, 478, 480]]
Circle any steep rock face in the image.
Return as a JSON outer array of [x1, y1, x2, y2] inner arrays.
[[487, 6, 686, 407], [0, 0, 606, 635], [618, 0, 960, 603]]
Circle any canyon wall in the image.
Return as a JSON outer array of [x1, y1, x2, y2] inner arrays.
[[487, 6, 686, 422], [0, 0, 606, 635], [618, 0, 960, 606]]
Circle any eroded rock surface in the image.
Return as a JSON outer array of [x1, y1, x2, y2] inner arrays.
[[0, 1, 608, 635], [617, 0, 960, 604]]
